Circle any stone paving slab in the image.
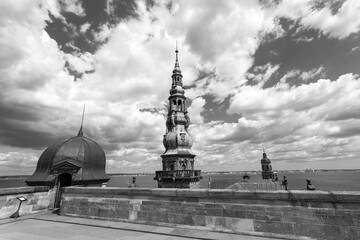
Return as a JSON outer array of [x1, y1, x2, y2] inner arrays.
[[0, 211, 302, 240]]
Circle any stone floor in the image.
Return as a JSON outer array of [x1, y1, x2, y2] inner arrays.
[[0, 211, 295, 240]]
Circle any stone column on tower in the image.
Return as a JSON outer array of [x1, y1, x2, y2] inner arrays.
[[154, 47, 202, 188]]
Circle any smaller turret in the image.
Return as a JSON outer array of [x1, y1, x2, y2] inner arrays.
[[261, 149, 274, 180]]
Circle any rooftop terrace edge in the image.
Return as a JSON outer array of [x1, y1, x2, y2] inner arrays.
[[62, 187, 360, 206], [0, 186, 50, 196]]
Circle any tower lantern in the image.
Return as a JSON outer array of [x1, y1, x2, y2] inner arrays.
[[154, 47, 202, 188]]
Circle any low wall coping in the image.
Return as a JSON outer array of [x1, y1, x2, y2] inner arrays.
[[62, 187, 360, 203], [0, 186, 50, 196]]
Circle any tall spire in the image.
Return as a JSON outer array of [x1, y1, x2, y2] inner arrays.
[[155, 48, 201, 189], [78, 102, 86, 136]]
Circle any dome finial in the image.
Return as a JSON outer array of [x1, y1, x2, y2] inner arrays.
[[263, 147, 267, 158], [78, 101, 86, 136]]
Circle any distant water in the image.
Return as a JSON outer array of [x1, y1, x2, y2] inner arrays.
[[0, 179, 28, 188], [1, 171, 360, 191], [107, 171, 360, 191]]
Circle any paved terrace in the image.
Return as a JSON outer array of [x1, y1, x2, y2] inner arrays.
[[0, 211, 294, 240]]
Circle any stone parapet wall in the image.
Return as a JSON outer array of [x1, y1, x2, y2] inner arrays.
[[0, 186, 54, 219], [60, 187, 360, 240]]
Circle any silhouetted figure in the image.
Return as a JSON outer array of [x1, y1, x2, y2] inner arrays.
[[243, 173, 250, 182], [208, 177, 211, 189], [306, 179, 315, 190], [273, 173, 278, 182], [129, 177, 136, 188], [282, 176, 288, 190]]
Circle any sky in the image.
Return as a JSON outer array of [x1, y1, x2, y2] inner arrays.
[[1, 0, 360, 175]]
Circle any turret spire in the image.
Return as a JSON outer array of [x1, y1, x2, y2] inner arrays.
[[171, 44, 183, 88], [78, 101, 86, 136]]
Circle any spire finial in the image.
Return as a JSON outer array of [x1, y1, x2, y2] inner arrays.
[[174, 42, 180, 70], [78, 101, 86, 136], [262, 147, 267, 158]]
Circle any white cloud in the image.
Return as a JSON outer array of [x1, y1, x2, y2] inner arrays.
[[61, 0, 86, 17], [65, 51, 96, 75], [275, 0, 360, 39], [279, 70, 301, 84], [0, 151, 39, 174], [351, 46, 360, 52], [294, 36, 314, 42], [187, 97, 206, 124], [300, 66, 325, 81], [279, 66, 325, 84], [169, 0, 284, 100], [229, 73, 359, 117], [247, 63, 280, 86], [80, 22, 91, 33], [93, 24, 112, 43], [183, 73, 360, 171], [301, 0, 360, 39]]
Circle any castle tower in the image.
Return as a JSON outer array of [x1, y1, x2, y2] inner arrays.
[[154, 47, 202, 188], [261, 150, 274, 180]]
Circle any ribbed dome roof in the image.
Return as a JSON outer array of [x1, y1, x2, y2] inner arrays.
[[261, 152, 271, 164], [26, 130, 109, 186], [163, 130, 193, 150]]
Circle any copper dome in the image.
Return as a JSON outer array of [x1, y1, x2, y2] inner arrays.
[[25, 130, 110, 186]]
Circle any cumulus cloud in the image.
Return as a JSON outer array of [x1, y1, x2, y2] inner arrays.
[[279, 66, 325, 84], [279, 70, 301, 84], [169, 0, 284, 100], [60, 0, 86, 16], [294, 35, 314, 42], [0, 0, 77, 150], [80, 22, 91, 33], [0, 151, 39, 174], [187, 97, 206, 124], [247, 63, 280, 86], [275, 0, 360, 39], [300, 66, 325, 81], [1, 0, 360, 175], [183, 73, 360, 171]]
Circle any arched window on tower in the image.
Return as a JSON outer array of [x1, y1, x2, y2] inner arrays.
[[173, 100, 176, 110], [178, 99, 182, 111]]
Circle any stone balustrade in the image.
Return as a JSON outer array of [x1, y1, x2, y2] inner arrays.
[[60, 187, 360, 240]]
